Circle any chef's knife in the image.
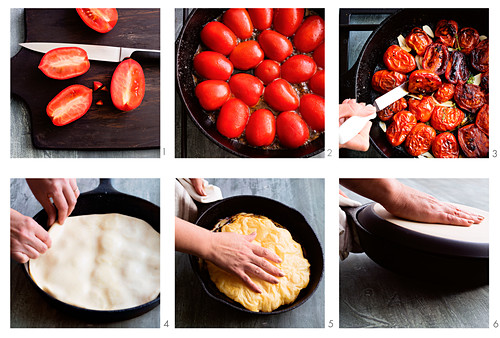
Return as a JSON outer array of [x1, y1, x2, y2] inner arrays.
[[19, 42, 160, 63]]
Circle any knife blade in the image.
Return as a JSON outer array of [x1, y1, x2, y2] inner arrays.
[[19, 42, 160, 63], [373, 82, 408, 111]]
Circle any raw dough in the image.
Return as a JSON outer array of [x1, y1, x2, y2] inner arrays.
[[207, 213, 310, 312], [29, 213, 160, 311]]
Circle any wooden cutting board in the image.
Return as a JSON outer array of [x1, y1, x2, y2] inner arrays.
[[11, 8, 160, 150]]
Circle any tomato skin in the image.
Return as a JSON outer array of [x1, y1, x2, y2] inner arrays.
[[293, 15, 325, 53], [422, 43, 449, 75], [46, 85, 93, 126], [434, 83, 455, 103], [432, 132, 459, 158], [435, 19, 458, 47], [371, 70, 406, 93], [430, 106, 464, 132], [281, 55, 317, 84], [222, 8, 254, 39], [257, 29, 293, 62], [229, 73, 264, 107], [386, 110, 417, 147], [481, 70, 489, 93], [263, 79, 299, 111], [76, 8, 118, 33], [308, 69, 325, 97], [229, 40, 264, 70], [38, 47, 90, 80], [245, 108, 276, 146], [378, 97, 407, 122], [454, 83, 485, 112], [476, 104, 489, 136], [216, 98, 249, 138], [458, 123, 489, 158], [193, 51, 233, 81], [313, 42, 325, 68], [299, 94, 324, 132], [254, 60, 281, 85], [445, 51, 469, 85], [405, 27, 432, 56], [110, 59, 146, 112], [408, 70, 442, 94], [247, 8, 273, 30], [383, 45, 416, 74], [457, 27, 480, 55], [405, 123, 436, 157], [195, 80, 231, 111], [200, 21, 237, 55], [273, 9, 304, 37], [471, 39, 489, 73], [276, 111, 309, 148], [408, 96, 435, 122]]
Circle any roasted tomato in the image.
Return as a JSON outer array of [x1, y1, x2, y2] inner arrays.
[[46, 85, 92, 126], [405, 27, 432, 56], [386, 110, 417, 147], [422, 43, 449, 75], [193, 51, 233, 81], [299, 94, 324, 132], [38, 47, 90, 80], [263, 78, 300, 111], [281, 55, 317, 84], [471, 39, 489, 73], [273, 8, 304, 37], [480, 70, 489, 93], [408, 70, 442, 94], [476, 104, 489, 136], [257, 29, 293, 62], [383, 45, 416, 74], [434, 83, 455, 103], [293, 15, 325, 53], [200, 21, 237, 55], [405, 123, 436, 157], [216, 98, 249, 139], [308, 69, 325, 97], [254, 60, 281, 85], [195, 80, 230, 111], [313, 42, 325, 68], [457, 27, 480, 55], [445, 51, 469, 85], [432, 132, 459, 158], [245, 108, 276, 147], [435, 19, 458, 47], [110, 59, 145, 112], [378, 97, 407, 122], [276, 111, 309, 148], [76, 8, 118, 33], [228, 73, 264, 107], [430, 106, 464, 132], [247, 8, 273, 30], [222, 8, 254, 39], [229, 40, 264, 70], [408, 96, 435, 122], [454, 83, 486, 112], [458, 123, 489, 158], [371, 70, 406, 93]]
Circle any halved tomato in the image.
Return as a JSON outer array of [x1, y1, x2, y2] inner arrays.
[[110, 59, 146, 112], [46, 85, 92, 126], [76, 8, 118, 33], [38, 47, 90, 80]]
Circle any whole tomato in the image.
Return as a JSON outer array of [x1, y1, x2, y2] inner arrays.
[[405, 123, 436, 157], [200, 21, 237, 55], [454, 83, 485, 112], [372, 70, 406, 93], [193, 51, 233, 81], [216, 98, 249, 138], [378, 97, 407, 122], [222, 8, 254, 39], [432, 132, 459, 158], [430, 106, 464, 131], [408, 70, 442, 94], [281, 55, 317, 84], [308, 69, 325, 97], [313, 42, 325, 68], [435, 19, 458, 47], [276, 111, 309, 148], [229, 73, 264, 107], [254, 60, 281, 85], [229, 40, 264, 70], [273, 8, 304, 37], [434, 83, 455, 103], [471, 39, 489, 73], [405, 27, 432, 56], [247, 8, 273, 30], [299, 94, 324, 132], [458, 123, 489, 158], [383, 45, 416, 74], [422, 43, 449, 75], [457, 27, 480, 55], [195, 80, 231, 111], [386, 110, 417, 147], [257, 29, 293, 62], [408, 96, 435, 122], [263, 79, 299, 111], [293, 15, 325, 53], [245, 108, 276, 147], [476, 104, 489, 136]]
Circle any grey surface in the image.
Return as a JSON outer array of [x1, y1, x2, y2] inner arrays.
[[339, 178, 489, 328], [10, 178, 160, 328], [175, 178, 325, 327]]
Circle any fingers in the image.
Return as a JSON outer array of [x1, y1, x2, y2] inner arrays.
[[189, 178, 207, 196], [251, 243, 282, 263], [238, 272, 263, 293], [11, 251, 29, 264]]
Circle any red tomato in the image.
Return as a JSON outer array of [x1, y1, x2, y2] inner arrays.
[[476, 104, 489, 136], [422, 43, 449, 75], [299, 94, 324, 132], [372, 70, 406, 93], [38, 47, 90, 80], [254, 60, 281, 85], [273, 9, 304, 37], [93, 81, 104, 91], [430, 106, 464, 131], [110, 59, 145, 112], [471, 39, 489, 73], [281, 55, 317, 84], [293, 15, 325, 53], [222, 8, 254, 39], [408, 70, 442, 94], [405, 27, 432, 56], [445, 51, 469, 84], [229, 73, 264, 107], [195, 80, 230, 111], [405, 123, 436, 157], [193, 51, 233, 81], [308, 69, 325, 97], [276, 111, 309, 148], [454, 83, 485, 112], [46, 85, 92, 126], [247, 8, 273, 30], [408, 96, 435, 122], [435, 19, 458, 47], [383, 45, 416, 74], [457, 27, 480, 55], [216, 98, 249, 138], [200, 21, 237, 55], [245, 109, 276, 146], [432, 132, 459, 158], [263, 79, 299, 111], [76, 8, 118, 33], [257, 29, 293, 62], [434, 83, 455, 103], [386, 110, 417, 147], [229, 40, 264, 70], [313, 42, 325, 68], [378, 97, 407, 122], [458, 123, 489, 158]]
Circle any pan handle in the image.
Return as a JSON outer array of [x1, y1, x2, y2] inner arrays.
[[84, 178, 119, 195]]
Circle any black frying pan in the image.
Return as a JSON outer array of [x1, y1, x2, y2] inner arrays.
[[176, 9, 324, 158], [24, 179, 160, 322], [190, 195, 324, 314]]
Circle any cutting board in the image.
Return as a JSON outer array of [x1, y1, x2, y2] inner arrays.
[[11, 8, 160, 150]]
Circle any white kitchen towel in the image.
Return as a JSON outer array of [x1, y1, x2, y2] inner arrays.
[[177, 178, 223, 203]]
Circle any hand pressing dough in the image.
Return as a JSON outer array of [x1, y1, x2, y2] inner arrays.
[[29, 213, 160, 311], [207, 213, 310, 312]]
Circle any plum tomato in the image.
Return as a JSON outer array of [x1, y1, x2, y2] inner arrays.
[[445, 51, 469, 85], [229, 73, 264, 107], [254, 60, 281, 85], [405, 27, 432, 56], [229, 40, 264, 70], [408, 96, 435, 122], [313, 42, 325, 68], [383, 45, 416, 74], [422, 43, 449, 75], [408, 70, 442, 94], [38, 47, 90, 80], [457, 27, 480, 55], [281, 55, 317, 84], [276, 111, 309, 148], [386, 110, 417, 147], [405, 123, 436, 157], [293, 15, 325, 53], [299, 94, 324, 132], [46, 84, 92, 126], [76, 8, 118, 33], [434, 83, 455, 103], [308, 69, 325, 97], [245, 108, 276, 147], [257, 29, 293, 62], [430, 106, 464, 131], [378, 97, 407, 122], [247, 8, 273, 30], [476, 104, 489, 136], [471, 39, 489, 73], [458, 123, 489, 158], [263, 79, 299, 111], [372, 70, 406, 93], [195, 80, 231, 111], [222, 8, 254, 40], [435, 19, 458, 47], [110, 59, 145, 112], [200, 21, 237, 55], [454, 83, 485, 112], [432, 132, 459, 158], [193, 51, 233, 81], [273, 8, 304, 37], [216, 98, 249, 139]]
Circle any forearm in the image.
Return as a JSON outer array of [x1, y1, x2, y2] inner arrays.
[[339, 178, 402, 204], [175, 217, 212, 259]]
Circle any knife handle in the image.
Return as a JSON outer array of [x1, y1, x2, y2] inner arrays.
[[130, 50, 160, 63]]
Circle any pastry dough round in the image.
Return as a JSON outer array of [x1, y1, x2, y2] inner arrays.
[[207, 213, 310, 312], [29, 213, 160, 311]]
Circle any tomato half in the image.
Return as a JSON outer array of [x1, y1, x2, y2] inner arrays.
[[245, 109, 276, 147], [371, 70, 406, 93], [457, 27, 479, 55], [445, 51, 469, 85], [76, 8, 118, 33], [386, 110, 417, 147], [216, 98, 249, 138], [422, 43, 449, 75], [430, 106, 464, 132], [405, 27, 432, 56], [435, 19, 458, 47], [383, 45, 416, 74], [471, 39, 489, 73], [476, 104, 489, 136], [378, 97, 407, 122], [38, 47, 90, 80], [408, 70, 442, 94], [46, 85, 92, 126], [434, 83, 455, 103], [408, 96, 435, 122], [458, 123, 489, 158], [110, 59, 146, 112], [454, 83, 485, 112], [432, 132, 459, 158], [405, 123, 436, 157], [276, 111, 309, 149]]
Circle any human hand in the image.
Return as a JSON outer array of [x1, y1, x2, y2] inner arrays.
[[26, 179, 79, 226], [339, 99, 376, 151], [10, 209, 51, 263], [189, 178, 206, 196]]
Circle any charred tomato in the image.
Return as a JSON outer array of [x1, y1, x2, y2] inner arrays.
[[383, 45, 416, 74], [422, 43, 449, 75], [386, 110, 417, 147], [430, 106, 464, 132], [434, 19, 458, 47], [405, 123, 436, 157], [46, 84, 92, 126], [454, 83, 486, 112], [432, 132, 459, 158], [408, 96, 436, 122], [434, 83, 455, 103], [458, 123, 489, 158], [471, 39, 489, 73], [378, 97, 407, 122], [405, 27, 432, 56], [476, 104, 489, 136], [445, 51, 469, 85], [408, 70, 442, 94], [372, 70, 406, 93], [457, 27, 480, 55]]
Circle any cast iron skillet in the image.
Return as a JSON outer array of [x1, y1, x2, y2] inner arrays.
[[190, 195, 324, 314], [176, 9, 324, 158], [342, 8, 489, 157], [23, 179, 160, 322]]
